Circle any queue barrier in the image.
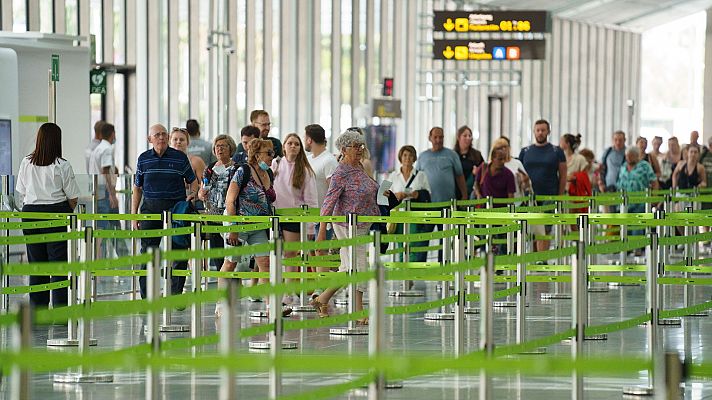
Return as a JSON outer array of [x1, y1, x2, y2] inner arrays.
[[4, 205, 712, 398]]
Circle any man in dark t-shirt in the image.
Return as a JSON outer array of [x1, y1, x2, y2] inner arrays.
[[518, 119, 567, 252]]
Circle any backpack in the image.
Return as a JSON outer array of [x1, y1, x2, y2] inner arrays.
[[234, 164, 274, 211], [171, 200, 197, 248]]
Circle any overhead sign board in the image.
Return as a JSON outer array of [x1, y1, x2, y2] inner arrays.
[[372, 98, 401, 118], [433, 40, 546, 61], [433, 11, 549, 33]]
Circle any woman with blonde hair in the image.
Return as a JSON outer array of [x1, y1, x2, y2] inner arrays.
[[272, 133, 318, 304]]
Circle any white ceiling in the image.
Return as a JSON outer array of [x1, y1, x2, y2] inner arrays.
[[464, 0, 712, 31]]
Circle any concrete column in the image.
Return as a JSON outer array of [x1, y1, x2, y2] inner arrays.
[[703, 9, 712, 142]]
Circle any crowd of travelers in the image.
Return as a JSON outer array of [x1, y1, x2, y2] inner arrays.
[[17, 113, 708, 321]]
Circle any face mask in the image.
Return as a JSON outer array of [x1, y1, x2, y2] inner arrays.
[[258, 161, 270, 171]]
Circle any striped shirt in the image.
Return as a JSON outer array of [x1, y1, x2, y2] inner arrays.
[[135, 147, 196, 200]]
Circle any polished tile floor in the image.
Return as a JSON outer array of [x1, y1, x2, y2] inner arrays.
[[2, 251, 712, 399]]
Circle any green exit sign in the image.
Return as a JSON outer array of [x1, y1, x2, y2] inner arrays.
[[51, 54, 59, 82]]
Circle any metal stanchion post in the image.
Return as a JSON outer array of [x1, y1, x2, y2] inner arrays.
[[250, 217, 298, 348], [331, 213, 369, 334], [425, 208, 455, 320], [10, 303, 32, 400], [664, 352, 683, 400], [623, 229, 659, 396], [516, 220, 527, 344], [160, 210, 188, 332], [389, 201, 424, 298], [479, 251, 494, 400], [542, 201, 571, 299], [587, 199, 609, 293], [494, 204, 518, 308], [191, 222, 203, 342], [454, 224, 466, 357], [219, 278, 239, 400], [571, 216, 587, 399], [293, 205, 315, 312], [662, 194, 672, 266], [683, 206, 707, 317], [369, 230, 386, 398], [54, 226, 111, 383], [0, 175, 9, 314], [145, 248, 161, 400], [655, 209, 681, 326], [618, 193, 628, 268]]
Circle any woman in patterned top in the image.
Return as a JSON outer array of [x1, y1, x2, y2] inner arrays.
[[223, 138, 291, 317], [197, 134, 237, 295], [310, 130, 380, 324]]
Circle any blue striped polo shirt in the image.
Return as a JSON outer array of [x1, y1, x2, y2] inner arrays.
[[135, 147, 196, 200]]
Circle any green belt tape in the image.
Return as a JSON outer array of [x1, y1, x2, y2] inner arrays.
[[202, 271, 269, 279], [665, 265, 712, 273], [163, 242, 273, 262], [391, 210, 443, 218], [0, 219, 70, 230], [34, 289, 227, 325], [465, 285, 522, 302], [0, 230, 83, 245], [586, 237, 649, 255], [533, 235, 554, 241], [535, 195, 594, 202], [516, 204, 558, 213], [456, 198, 489, 206], [584, 314, 652, 336], [282, 260, 340, 268], [78, 213, 161, 221], [410, 201, 451, 209], [493, 196, 529, 204], [525, 275, 571, 283], [467, 224, 520, 236], [200, 222, 271, 234], [527, 265, 571, 272], [283, 254, 341, 263], [0, 312, 17, 327], [659, 300, 712, 318], [520, 246, 577, 263], [589, 276, 645, 284], [384, 247, 405, 255], [93, 226, 194, 240], [0, 279, 70, 294], [274, 207, 321, 216], [659, 231, 712, 246], [171, 214, 272, 223], [381, 228, 457, 244], [93, 269, 145, 277], [3, 253, 152, 276], [385, 295, 458, 315], [283, 236, 372, 252], [658, 277, 712, 286], [494, 328, 578, 357], [0, 211, 68, 220], [588, 264, 647, 272], [385, 262, 442, 269], [410, 245, 443, 253]]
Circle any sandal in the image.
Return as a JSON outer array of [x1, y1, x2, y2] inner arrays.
[[309, 298, 329, 318], [356, 318, 369, 326]]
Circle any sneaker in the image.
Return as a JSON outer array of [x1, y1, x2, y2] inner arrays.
[[248, 297, 263, 303], [282, 305, 293, 317], [535, 260, 548, 266]]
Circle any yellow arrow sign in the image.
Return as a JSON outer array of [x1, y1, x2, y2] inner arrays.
[[443, 46, 454, 59], [443, 18, 455, 31]]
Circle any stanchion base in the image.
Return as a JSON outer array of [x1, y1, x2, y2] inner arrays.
[[329, 326, 369, 335], [388, 290, 425, 297], [423, 312, 454, 320], [540, 293, 571, 300], [47, 338, 98, 347], [159, 324, 190, 332], [493, 301, 517, 308], [608, 282, 640, 287], [247, 340, 298, 350], [464, 307, 480, 314], [622, 386, 653, 396], [291, 305, 316, 313], [659, 318, 682, 326], [517, 347, 547, 355], [53, 372, 114, 383], [685, 312, 709, 317], [249, 311, 268, 318], [585, 334, 608, 341]]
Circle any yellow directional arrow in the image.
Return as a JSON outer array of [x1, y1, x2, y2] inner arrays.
[[442, 46, 455, 59], [443, 18, 455, 31]]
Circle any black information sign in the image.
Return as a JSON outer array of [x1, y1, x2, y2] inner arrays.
[[433, 11, 549, 33], [433, 40, 546, 61]]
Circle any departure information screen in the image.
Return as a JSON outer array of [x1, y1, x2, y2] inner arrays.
[[433, 11, 549, 33], [433, 40, 546, 61]]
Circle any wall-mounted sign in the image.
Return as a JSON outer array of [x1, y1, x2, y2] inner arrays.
[[372, 98, 401, 118], [433, 11, 549, 33], [433, 40, 546, 61], [51, 54, 60, 81], [90, 68, 107, 94]]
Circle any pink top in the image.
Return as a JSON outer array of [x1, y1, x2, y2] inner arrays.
[[271, 158, 319, 230], [321, 163, 380, 228]]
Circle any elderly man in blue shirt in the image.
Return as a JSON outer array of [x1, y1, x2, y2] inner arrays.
[[131, 124, 198, 299]]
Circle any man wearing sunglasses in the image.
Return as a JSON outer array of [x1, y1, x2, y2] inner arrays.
[[235, 110, 283, 158]]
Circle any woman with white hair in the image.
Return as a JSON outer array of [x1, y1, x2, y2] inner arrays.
[[310, 130, 380, 324]]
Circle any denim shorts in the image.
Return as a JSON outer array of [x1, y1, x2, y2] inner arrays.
[[222, 225, 270, 261]]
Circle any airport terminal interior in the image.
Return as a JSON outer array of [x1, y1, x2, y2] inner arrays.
[[6, 0, 712, 399]]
